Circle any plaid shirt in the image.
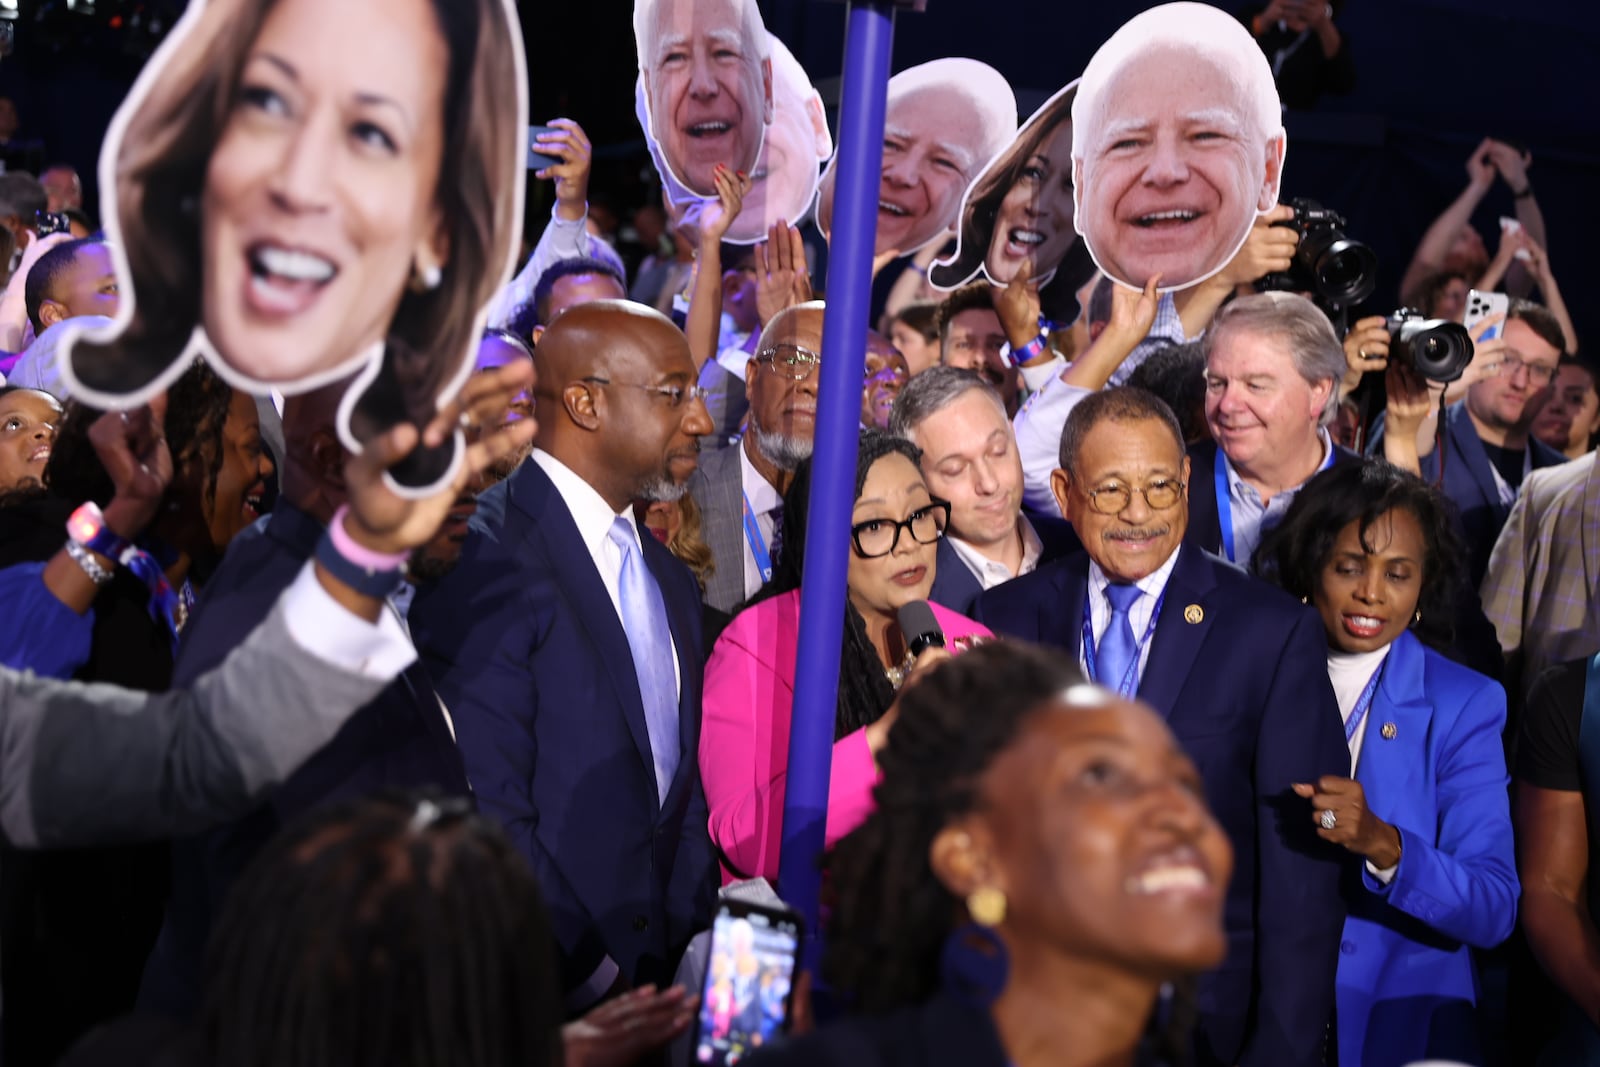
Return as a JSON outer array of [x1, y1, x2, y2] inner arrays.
[[1480, 449, 1600, 698]]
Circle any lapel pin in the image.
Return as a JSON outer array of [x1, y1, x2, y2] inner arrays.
[[1183, 604, 1204, 624], [1381, 722, 1398, 740]]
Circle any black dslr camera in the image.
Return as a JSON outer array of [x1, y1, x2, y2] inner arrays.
[[1258, 198, 1378, 311], [1385, 309, 1474, 384]]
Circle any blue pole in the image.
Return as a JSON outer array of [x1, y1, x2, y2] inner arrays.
[[778, 1, 894, 972]]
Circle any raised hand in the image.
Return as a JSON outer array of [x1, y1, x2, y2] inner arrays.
[[342, 360, 538, 556], [995, 258, 1043, 350], [1220, 204, 1298, 289], [1340, 315, 1391, 396], [535, 118, 594, 221], [701, 164, 753, 247], [89, 400, 173, 541], [754, 220, 813, 327], [1465, 137, 1497, 190], [1484, 139, 1532, 193]]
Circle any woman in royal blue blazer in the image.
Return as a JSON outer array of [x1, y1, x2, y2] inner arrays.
[[1255, 460, 1518, 1067]]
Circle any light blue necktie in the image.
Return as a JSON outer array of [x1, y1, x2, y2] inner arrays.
[[1099, 583, 1144, 694], [608, 517, 681, 805]]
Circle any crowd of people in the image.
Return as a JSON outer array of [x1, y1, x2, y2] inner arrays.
[[0, 0, 1592, 1065]]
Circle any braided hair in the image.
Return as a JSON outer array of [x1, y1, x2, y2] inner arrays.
[[823, 640, 1085, 1012], [822, 642, 1198, 1064], [202, 792, 563, 1067], [750, 429, 923, 740]]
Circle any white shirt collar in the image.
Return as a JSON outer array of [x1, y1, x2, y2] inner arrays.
[[532, 448, 639, 555], [947, 514, 1046, 590], [739, 438, 784, 513], [1087, 541, 1183, 602], [1221, 427, 1334, 502]]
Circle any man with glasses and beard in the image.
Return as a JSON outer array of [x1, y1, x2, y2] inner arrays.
[[688, 301, 822, 615], [413, 301, 719, 1012], [972, 386, 1347, 1067]]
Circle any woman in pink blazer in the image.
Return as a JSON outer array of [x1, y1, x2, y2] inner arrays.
[[700, 432, 992, 883]]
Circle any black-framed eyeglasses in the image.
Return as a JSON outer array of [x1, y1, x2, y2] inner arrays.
[[850, 500, 951, 558], [1082, 478, 1186, 515], [756, 344, 822, 381], [581, 376, 709, 408]]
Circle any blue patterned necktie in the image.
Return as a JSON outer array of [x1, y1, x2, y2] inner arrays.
[[1099, 583, 1144, 694], [608, 517, 681, 805]]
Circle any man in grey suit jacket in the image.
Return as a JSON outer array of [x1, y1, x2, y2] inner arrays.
[[688, 302, 824, 616], [0, 360, 537, 850]]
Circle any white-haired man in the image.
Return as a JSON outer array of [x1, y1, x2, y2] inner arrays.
[[634, 0, 773, 197], [1188, 291, 1356, 564], [817, 58, 1016, 257], [1072, 1, 1286, 291]]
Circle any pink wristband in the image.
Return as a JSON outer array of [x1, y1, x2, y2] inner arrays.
[[328, 505, 410, 571]]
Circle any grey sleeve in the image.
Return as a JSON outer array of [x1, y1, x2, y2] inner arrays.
[[0, 597, 397, 848]]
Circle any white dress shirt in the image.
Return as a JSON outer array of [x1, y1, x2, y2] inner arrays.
[[280, 559, 415, 679], [947, 515, 1045, 591], [531, 449, 682, 693], [1083, 546, 1183, 690], [1326, 643, 1398, 884], [738, 443, 784, 599]]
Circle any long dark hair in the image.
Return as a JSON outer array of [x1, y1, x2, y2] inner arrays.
[[928, 86, 1098, 327], [749, 430, 924, 740], [824, 641, 1086, 1012], [71, 0, 523, 489], [203, 793, 563, 1067], [1252, 459, 1464, 651]]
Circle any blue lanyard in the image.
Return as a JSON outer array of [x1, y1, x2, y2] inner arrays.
[[1080, 588, 1167, 698], [1213, 443, 1335, 562], [740, 492, 773, 585], [1346, 660, 1384, 744]]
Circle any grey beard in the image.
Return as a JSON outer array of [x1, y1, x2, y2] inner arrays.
[[638, 475, 689, 503], [754, 428, 813, 471]]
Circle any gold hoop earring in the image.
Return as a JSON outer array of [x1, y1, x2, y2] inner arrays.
[[966, 886, 1007, 928]]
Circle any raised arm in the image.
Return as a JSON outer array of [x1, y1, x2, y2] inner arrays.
[[1400, 139, 1497, 304]]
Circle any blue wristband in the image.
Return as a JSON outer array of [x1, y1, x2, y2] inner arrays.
[[314, 528, 407, 600], [1007, 334, 1050, 367]]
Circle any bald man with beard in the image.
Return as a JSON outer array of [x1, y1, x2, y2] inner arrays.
[[413, 300, 719, 1009]]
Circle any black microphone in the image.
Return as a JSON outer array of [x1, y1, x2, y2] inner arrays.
[[898, 599, 946, 659]]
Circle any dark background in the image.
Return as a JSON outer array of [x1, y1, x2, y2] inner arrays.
[[4, 0, 1596, 345]]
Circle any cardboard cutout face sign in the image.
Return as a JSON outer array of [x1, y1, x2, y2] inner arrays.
[[1071, 2, 1286, 294], [58, 0, 528, 494], [928, 80, 1098, 328], [815, 58, 1016, 259], [635, 0, 774, 200], [638, 33, 830, 244]]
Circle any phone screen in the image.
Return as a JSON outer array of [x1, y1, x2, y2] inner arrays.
[[694, 902, 801, 1065]]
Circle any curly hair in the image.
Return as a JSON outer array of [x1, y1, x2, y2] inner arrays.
[[750, 429, 924, 741], [203, 792, 563, 1067], [1, 361, 235, 516], [823, 641, 1084, 1011], [1251, 459, 1465, 651]]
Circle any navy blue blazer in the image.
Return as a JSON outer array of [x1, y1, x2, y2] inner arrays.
[[928, 513, 1082, 616], [1183, 438, 1362, 562], [410, 459, 718, 995], [1367, 400, 1566, 588], [138, 503, 469, 1019], [971, 544, 1349, 1067], [1332, 631, 1517, 1067]]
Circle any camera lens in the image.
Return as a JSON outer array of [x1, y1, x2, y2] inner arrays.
[[1312, 239, 1378, 308], [1391, 317, 1473, 383]]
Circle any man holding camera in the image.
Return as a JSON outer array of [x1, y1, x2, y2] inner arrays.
[[1369, 299, 1567, 588]]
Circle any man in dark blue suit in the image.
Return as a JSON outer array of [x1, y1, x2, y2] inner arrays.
[[412, 300, 719, 1012], [139, 378, 495, 1018], [887, 366, 1080, 615], [1368, 299, 1568, 589], [972, 387, 1348, 1067], [1182, 292, 1356, 565]]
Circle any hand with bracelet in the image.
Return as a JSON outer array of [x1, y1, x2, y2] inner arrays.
[[45, 400, 174, 615], [316, 359, 539, 622]]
